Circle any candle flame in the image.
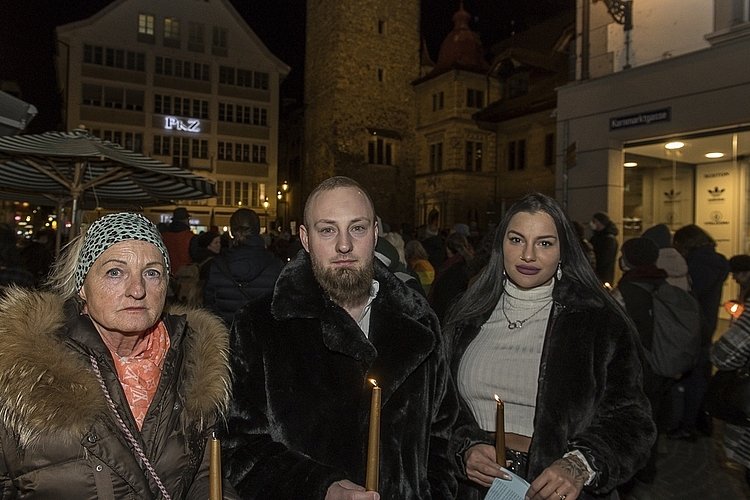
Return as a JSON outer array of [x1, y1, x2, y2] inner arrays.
[[369, 378, 378, 387], [494, 394, 502, 403]]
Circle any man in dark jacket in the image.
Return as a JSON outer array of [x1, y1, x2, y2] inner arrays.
[[222, 176, 462, 499], [589, 211, 619, 285], [203, 208, 283, 326]]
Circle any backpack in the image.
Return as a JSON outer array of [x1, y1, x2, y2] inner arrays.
[[632, 282, 702, 378]]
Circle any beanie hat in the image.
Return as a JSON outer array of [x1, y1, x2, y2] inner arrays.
[[621, 237, 659, 269], [730, 254, 750, 274], [642, 224, 672, 249], [592, 212, 611, 226]]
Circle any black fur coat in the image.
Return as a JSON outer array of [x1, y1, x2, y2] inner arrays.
[[449, 277, 656, 499], [223, 251, 462, 499]]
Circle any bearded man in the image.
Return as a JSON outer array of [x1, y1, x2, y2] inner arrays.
[[222, 176, 463, 500]]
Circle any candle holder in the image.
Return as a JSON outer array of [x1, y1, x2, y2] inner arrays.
[[494, 395, 505, 466]]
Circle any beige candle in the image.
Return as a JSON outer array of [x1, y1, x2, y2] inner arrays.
[[366, 378, 381, 492], [210, 433, 222, 500], [495, 395, 505, 466]]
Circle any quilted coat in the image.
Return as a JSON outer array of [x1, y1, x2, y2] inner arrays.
[[222, 251, 462, 499], [0, 286, 237, 499], [449, 277, 656, 499]]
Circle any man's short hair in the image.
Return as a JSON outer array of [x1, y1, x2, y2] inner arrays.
[[230, 208, 260, 244], [303, 176, 375, 227]]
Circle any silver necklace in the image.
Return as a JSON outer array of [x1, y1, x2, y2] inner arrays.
[[501, 295, 553, 330]]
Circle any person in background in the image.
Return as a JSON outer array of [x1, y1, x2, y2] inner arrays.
[[405, 239, 435, 296], [20, 227, 55, 287], [571, 220, 596, 270], [222, 176, 462, 499], [0, 212, 236, 498], [729, 254, 750, 303], [642, 223, 691, 291], [161, 207, 194, 274], [445, 193, 654, 500], [204, 208, 283, 326], [193, 231, 222, 279], [428, 231, 473, 325], [422, 210, 446, 271], [589, 211, 619, 286], [670, 224, 729, 440], [710, 305, 750, 489], [376, 232, 424, 297], [611, 237, 672, 486]]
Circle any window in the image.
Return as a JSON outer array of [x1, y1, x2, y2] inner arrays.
[[508, 139, 526, 171], [125, 89, 144, 111], [82, 84, 102, 106], [84, 45, 144, 71], [368, 136, 394, 165], [467, 89, 484, 108], [252, 145, 267, 163], [254, 72, 269, 90], [432, 91, 444, 111], [124, 132, 143, 153], [154, 135, 171, 156], [164, 18, 180, 41], [212, 27, 228, 49], [466, 141, 482, 172], [188, 22, 204, 45], [253, 107, 267, 126], [191, 139, 208, 159], [378, 20, 386, 34], [218, 141, 232, 161], [138, 14, 154, 35], [172, 137, 190, 167], [105, 48, 125, 68], [103, 87, 123, 109], [236, 143, 250, 162], [544, 133, 555, 166], [377, 69, 384, 82], [237, 69, 253, 87], [219, 66, 235, 85], [430, 143, 443, 172]]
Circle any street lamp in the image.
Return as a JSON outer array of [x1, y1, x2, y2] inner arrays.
[[262, 197, 270, 233]]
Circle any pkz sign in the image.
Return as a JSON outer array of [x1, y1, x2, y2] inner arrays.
[[609, 108, 670, 130], [164, 116, 201, 133]]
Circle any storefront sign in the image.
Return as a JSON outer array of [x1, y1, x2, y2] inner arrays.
[[164, 116, 201, 133], [695, 162, 734, 257], [609, 108, 671, 130]]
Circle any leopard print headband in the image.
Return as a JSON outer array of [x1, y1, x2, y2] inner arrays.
[[75, 213, 170, 291]]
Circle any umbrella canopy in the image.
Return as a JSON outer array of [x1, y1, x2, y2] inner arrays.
[[0, 90, 37, 136], [0, 128, 216, 237]]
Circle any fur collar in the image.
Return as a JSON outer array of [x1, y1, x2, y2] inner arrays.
[[0, 287, 230, 447]]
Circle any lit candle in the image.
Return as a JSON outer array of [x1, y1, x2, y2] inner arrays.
[[210, 433, 222, 500], [495, 395, 505, 466], [366, 378, 381, 492]]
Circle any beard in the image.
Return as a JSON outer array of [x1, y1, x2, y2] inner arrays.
[[311, 253, 374, 307]]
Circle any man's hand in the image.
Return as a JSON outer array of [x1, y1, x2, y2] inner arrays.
[[464, 443, 510, 488], [525, 457, 587, 500], [325, 480, 380, 500]]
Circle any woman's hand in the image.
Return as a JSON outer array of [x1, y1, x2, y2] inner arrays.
[[525, 457, 587, 500], [464, 443, 510, 488], [325, 480, 379, 500]]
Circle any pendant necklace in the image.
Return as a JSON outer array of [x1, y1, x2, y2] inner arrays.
[[501, 295, 553, 330]]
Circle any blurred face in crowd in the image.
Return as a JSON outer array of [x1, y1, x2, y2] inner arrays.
[[503, 211, 561, 290], [79, 240, 168, 344], [207, 236, 222, 254], [300, 186, 378, 306]]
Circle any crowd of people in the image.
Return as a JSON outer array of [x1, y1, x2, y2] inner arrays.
[[0, 177, 748, 499]]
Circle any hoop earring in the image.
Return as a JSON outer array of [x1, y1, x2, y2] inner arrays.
[[556, 263, 562, 280], [502, 269, 508, 288]]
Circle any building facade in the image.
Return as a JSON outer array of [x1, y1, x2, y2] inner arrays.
[[56, 0, 289, 231], [303, 0, 420, 228], [557, 0, 750, 303]]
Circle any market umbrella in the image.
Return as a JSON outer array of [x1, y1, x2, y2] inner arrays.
[[0, 128, 216, 239]]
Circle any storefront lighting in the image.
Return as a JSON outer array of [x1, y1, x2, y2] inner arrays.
[[705, 152, 724, 159], [664, 141, 684, 150], [623, 161, 638, 167]]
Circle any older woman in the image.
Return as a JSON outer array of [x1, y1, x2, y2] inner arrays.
[[446, 193, 655, 500], [0, 212, 237, 499]]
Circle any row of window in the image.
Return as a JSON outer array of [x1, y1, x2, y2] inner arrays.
[[82, 84, 145, 110], [83, 44, 146, 71], [217, 141, 267, 163], [216, 180, 266, 208], [153, 135, 208, 167], [429, 142, 483, 172], [218, 103, 267, 125], [218, 66, 269, 90], [154, 94, 209, 119], [431, 89, 485, 111], [90, 129, 144, 153], [138, 14, 227, 51], [155, 57, 211, 81], [429, 133, 555, 172]]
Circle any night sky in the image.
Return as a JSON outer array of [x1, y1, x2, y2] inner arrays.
[[0, 0, 572, 133]]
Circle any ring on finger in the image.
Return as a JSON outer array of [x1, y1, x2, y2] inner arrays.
[[554, 489, 566, 500]]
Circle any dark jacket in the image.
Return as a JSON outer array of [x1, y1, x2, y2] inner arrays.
[[590, 223, 619, 285], [203, 235, 283, 326], [449, 277, 655, 500], [685, 245, 729, 342], [222, 251, 462, 499], [429, 253, 469, 325], [0, 287, 236, 499]]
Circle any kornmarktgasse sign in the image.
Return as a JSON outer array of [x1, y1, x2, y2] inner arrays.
[[610, 108, 671, 130]]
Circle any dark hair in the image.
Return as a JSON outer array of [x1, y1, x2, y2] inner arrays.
[[445, 232, 472, 262], [303, 176, 375, 228], [444, 192, 622, 329], [230, 208, 260, 245], [672, 224, 715, 256]]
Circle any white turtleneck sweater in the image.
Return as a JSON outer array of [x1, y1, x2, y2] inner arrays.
[[458, 280, 554, 436]]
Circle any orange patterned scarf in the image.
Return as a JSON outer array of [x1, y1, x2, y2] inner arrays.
[[109, 321, 170, 429]]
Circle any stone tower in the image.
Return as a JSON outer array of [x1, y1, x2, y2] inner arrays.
[[303, 0, 420, 227]]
